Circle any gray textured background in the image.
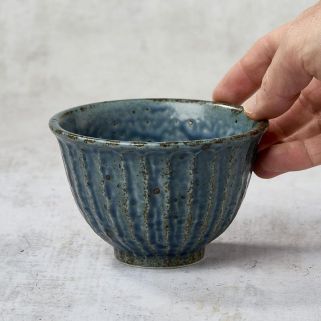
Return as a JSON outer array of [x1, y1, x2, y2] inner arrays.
[[1, 1, 320, 321]]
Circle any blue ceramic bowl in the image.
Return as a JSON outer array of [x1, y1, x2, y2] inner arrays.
[[49, 99, 268, 267]]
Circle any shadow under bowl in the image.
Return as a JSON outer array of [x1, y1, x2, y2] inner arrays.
[[49, 98, 268, 267]]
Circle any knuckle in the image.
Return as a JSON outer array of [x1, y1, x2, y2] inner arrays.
[[283, 13, 321, 77], [260, 71, 271, 95], [302, 140, 315, 167], [316, 117, 321, 134], [299, 91, 321, 116], [279, 23, 313, 77], [255, 33, 278, 58], [282, 25, 302, 59]]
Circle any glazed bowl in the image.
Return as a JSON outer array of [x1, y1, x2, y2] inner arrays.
[[49, 99, 268, 267]]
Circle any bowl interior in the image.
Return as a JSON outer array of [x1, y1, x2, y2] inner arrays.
[[58, 99, 259, 142]]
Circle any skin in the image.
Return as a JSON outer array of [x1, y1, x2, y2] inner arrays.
[[213, 1, 321, 178]]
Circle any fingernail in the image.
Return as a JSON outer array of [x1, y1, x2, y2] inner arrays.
[[243, 100, 257, 119], [244, 103, 257, 118]]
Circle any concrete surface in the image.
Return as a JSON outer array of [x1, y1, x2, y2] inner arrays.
[[1, 0, 320, 320]]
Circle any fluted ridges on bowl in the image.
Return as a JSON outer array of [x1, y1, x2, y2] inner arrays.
[[58, 140, 257, 258]]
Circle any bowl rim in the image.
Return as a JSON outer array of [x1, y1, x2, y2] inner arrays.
[[49, 98, 269, 148]]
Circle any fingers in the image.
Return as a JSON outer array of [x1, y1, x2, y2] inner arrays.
[[284, 78, 321, 141], [245, 5, 321, 120], [213, 26, 287, 105], [255, 78, 321, 149], [246, 40, 312, 120], [214, 3, 321, 179], [286, 117, 321, 143], [254, 134, 321, 178]]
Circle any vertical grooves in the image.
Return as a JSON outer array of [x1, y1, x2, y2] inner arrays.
[[223, 144, 249, 230], [244, 139, 258, 192], [119, 152, 145, 256], [202, 147, 223, 243], [140, 154, 157, 254], [178, 153, 197, 252], [194, 150, 217, 246], [145, 153, 164, 251], [166, 152, 175, 255], [58, 132, 260, 263], [78, 148, 110, 240], [220, 145, 243, 232], [102, 150, 133, 252], [58, 141, 83, 209], [123, 151, 148, 251], [180, 151, 209, 253], [59, 141, 99, 233], [96, 151, 129, 250], [175, 152, 196, 251], [209, 146, 237, 239], [167, 151, 193, 255], [86, 151, 114, 244], [162, 156, 171, 253], [58, 141, 74, 191], [222, 140, 256, 232], [122, 151, 152, 254]]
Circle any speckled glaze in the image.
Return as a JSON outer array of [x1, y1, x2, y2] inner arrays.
[[49, 99, 268, 267]]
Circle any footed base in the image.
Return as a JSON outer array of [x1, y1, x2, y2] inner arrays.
[[114, 247, 205, 268]]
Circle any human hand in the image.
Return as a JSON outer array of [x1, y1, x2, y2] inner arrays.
[[213, 2, 321, 178]]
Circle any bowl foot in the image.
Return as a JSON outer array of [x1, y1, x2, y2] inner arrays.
[[114, 247, 205, 268]]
